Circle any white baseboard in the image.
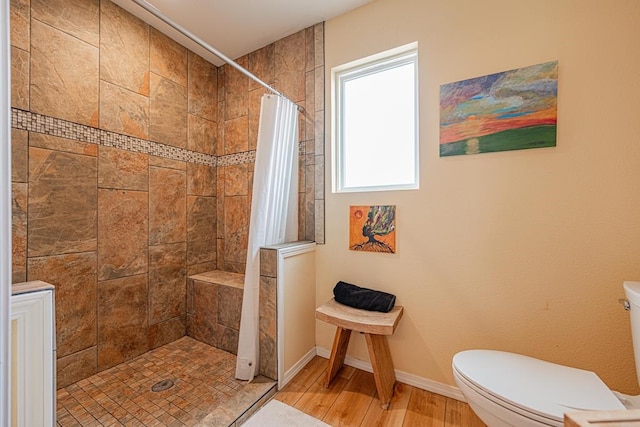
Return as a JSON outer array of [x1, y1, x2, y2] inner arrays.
[[281, 347, 318, 390], [315, 346, 465, 402]]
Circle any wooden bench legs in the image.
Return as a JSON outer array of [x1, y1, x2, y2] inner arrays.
[[365, 333, 396, 410], [324, 326, 397, 409], [325, 327, 351, 387]]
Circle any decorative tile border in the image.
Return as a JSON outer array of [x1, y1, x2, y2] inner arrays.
[[217, 151, 256, 167], [11, 108, 306, 168], [12, 108, 216, 166], [217, 142, 305, 168]]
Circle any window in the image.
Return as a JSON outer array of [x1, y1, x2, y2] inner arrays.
[[333, 43, 418, 193]]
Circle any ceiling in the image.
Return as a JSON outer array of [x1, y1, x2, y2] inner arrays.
[[111, 0, 375, 67]]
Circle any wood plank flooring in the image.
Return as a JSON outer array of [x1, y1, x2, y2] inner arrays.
[[274, 356, 486, 427]]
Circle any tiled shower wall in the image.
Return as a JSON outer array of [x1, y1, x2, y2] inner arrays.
[[9, 0, 324, 387], [216, 24, 326, 273]]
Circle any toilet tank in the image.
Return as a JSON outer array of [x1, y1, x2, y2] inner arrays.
[[624, 281, 640, 386]]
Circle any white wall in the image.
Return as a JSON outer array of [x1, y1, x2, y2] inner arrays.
[[318, 0, 640, 394]]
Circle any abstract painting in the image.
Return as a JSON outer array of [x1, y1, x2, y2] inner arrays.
[[349, 205, 396, 253], [440, 61, 558, 156]]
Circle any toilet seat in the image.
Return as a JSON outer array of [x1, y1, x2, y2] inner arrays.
[[452, 350, 625, 425]]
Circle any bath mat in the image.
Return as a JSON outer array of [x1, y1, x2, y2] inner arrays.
[[243, 399, 330, 426]]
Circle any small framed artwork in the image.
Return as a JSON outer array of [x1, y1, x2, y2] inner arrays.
[[349, 205, 396, 253], [440, 61, 558, 156]]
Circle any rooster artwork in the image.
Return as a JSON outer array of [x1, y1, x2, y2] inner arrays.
[[349, 205, 396, 253]]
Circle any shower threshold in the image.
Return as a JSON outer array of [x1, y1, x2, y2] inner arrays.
[[56, 337, 276, 426]]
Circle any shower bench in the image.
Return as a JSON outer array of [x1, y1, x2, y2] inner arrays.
[[187, 270, 244, 354], [316, 298, 404, 409]]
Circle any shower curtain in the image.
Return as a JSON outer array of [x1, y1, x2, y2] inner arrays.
[[235, 94, 298, 381]]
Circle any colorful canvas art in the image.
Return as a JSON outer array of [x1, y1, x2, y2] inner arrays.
[[439, 61, 558, 156], [349, 205, 396, 253]]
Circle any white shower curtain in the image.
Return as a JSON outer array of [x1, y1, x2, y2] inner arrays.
[[235, 94, 298, 381]]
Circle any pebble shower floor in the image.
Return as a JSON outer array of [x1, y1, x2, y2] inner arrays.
[[56, 337, 276, 426]]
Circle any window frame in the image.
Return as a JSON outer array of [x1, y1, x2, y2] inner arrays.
[[332, 43, 419, 193]]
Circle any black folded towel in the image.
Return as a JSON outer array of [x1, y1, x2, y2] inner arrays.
[[333, 281, 396, 313]]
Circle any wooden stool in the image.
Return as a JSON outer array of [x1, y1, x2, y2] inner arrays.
[[316, 298, 404, 409]]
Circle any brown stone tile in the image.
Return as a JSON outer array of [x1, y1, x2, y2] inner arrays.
[[224, 56, 249, 120], [187, 163, 216, 197], [212, 324, 237, 355], [11, 129, 27, 183], [10, 46, 28, 110], [28, 147, 97, 257], [186, 278, 194, 313], [259, 248, 277, 278], [305, 26, 314, 72], [217, 100, 225, 156], [149, 243, 186, 324], [187, 280, 218, 346], [217, 285, 242, 330], [30, 19, 99, 126], [98, 146, 148, 191], [11, 183, 27, 283], [305, 140, 314, 159], [314, 23, 324, 68], [10, 0, 30, 51], [150, 27, 187, 87], [315, 199, 325, 244], [57, 346, 97, 389], [99, 81, 149, 140], [217, 66, 225, 103], [99, 0, 149, 96], [224, 116, 248, 154], [259, 330, 276, 380], [188, 51, 218, 122], [98, 189, 148, 281], [187, 196, 216, 266], [315, 154, 324, 200], [298, 194, 305, 241], [305, 70, 315, 140], [305, 156, 314, 194], [29, 132, 98, 157], [31, 0, 99, 47], [28, 252, 97, 358], [259, 276, 277, 379], [216, 173, 224, 237], [148, 155, 186, 170], [315, 109, 324, 155], [149, 73, 187, 148], [304, 191, 315, 241], [149, 166, 186, 245], [224, 261, 247, 274], [248, 88, 268, 151], [224, 164, 248, 197], [248, 44, 274, 91], [298, 111, 306, 143], [315, 67, 325, 113], [187, 114, 216, 156], [97, 274, 149, 371], [274, 30, 305, 103], [224, 196, 248, 264], [217, 238, 225, 272], [148, 316, 186, 349], [187, 261, 216, 277]]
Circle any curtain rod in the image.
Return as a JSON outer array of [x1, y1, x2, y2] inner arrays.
[[131, 0, 303, 112]]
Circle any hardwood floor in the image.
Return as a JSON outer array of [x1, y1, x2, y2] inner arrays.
[[274, 356, 486, 427]]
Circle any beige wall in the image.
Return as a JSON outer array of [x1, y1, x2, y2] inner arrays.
[[318, 0, 640, 394]]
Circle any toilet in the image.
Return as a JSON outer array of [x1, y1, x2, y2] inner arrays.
[[452, 281, 640, 427]]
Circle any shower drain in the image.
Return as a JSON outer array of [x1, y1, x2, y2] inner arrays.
[[151, 379, 175, 392]]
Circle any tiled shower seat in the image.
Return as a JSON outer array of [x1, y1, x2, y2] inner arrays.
[[187, 270, 244, 354]]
